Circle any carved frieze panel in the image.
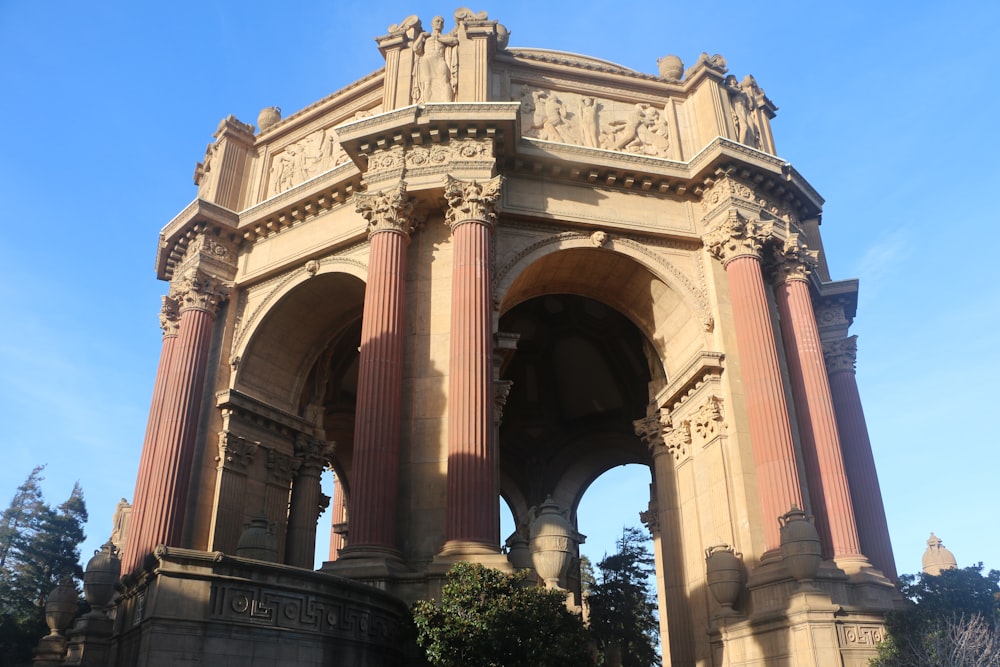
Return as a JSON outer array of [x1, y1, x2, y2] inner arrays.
[[514, 85, 673, 159], [209, 583, 399, 643], [268, 126, 349, 198]]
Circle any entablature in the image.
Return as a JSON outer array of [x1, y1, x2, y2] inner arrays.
[[156, 199, 240, 281]]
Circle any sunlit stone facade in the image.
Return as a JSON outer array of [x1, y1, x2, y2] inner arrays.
[[102, 9, 901, 666]]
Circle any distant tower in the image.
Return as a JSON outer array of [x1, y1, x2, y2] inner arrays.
[[922, 532, 957, 575]]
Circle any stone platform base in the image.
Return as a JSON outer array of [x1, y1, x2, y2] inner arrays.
[[110, 547, 413, 666]]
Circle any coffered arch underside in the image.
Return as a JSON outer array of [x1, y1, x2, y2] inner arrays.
[[495, 229, 711, 380], [230, 255, 369, 412]]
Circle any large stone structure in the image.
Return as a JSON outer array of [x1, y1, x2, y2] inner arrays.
[[98, 9, 901, 666]]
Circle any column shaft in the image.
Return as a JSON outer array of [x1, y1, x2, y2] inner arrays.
[[725, 255, 803, 551], [121, 328, 176, 573], [775, 278, 862, 559], [286, 463, 323, 569], [328, 474, 347, 561], [827, 345, 897, 579], [347, 228, 408, 551], [143, 305, 216, 552], [444, 218, 497, 550]]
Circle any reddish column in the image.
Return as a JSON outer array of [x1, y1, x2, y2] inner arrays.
[[705, 213, 803, 552], [130, 273, 226, 565], [121, 296, 179, 573], [773, 236, 863, 561], [825, 336, 897, 579], [441, 175, 503, 555], [340, 183, 412, 557], [327, 473, 347, 561]]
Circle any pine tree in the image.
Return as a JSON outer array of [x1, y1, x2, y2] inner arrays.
[[0, 468, 88, 666], [587, 526, 659, 667]]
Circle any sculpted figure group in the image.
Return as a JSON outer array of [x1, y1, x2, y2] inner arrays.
[[269, 128, 348, 197], [520, 87, 673, 158]]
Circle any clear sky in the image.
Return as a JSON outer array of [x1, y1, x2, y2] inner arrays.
[[1, 1, 997, 580]]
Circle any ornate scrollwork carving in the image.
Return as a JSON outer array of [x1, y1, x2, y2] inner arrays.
[[703, 211, 773, 265], [294, 433, 334, 474], [494, 379, 513, 426], [769, 233, 818, 284], [823, 336, 858, 374], [663, 420, 692, 460], [691, 395, 726, 441], [443, 174, 503, 229], [266, 449, 299, 484], [216, 432, 259, 472], [634, 409, 689, 460], [354, 181, 415, 237], [169, 269, 231, 313], [159, 295, 180, 337]]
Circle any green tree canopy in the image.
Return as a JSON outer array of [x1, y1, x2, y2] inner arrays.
[[872, 564, 1000, 667], [412, 561, 594, 667], [0, 467, 88, 667], [587, 526, 659, 667]]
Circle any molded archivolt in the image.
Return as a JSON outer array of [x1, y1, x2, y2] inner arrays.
[[496, 237, 709, 380], [232, 263, 367, 413]]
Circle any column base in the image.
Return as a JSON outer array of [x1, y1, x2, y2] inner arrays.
[[437, 539, 502, 558], [321, 545, 410, 583]]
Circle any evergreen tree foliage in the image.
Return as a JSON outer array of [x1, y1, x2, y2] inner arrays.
[[872, 564, 1000, 667], [412, 561, 594, 667], [587, 526, 659, 667], [0, 467, 88, 667]]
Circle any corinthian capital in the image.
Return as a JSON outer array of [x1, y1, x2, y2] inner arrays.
[[703, 211, 773, 265], [169, 269, 231, 314], [769, 233, 819, 284], [293, 433, 334, 474], [823, 335, 858, 374], [159, 295, 180, 338], [355, 181, 415, 237], [443, 175, 503, 230]]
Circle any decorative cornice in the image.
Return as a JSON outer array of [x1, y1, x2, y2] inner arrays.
[[654, 351, 725, 412], [703, 210, 773, 265], [159, 295, 180, 338], [354, 181, 415, 237], [769, 232, 818, 284], [823, 336, 858, 375], [443, 174, 503, 229]]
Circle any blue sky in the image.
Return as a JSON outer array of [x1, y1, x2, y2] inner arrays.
[[1, 1, 997, 579]]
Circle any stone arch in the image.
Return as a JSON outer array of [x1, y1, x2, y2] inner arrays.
[[232, 260, 367, 414], [497, 237, 709, 381]]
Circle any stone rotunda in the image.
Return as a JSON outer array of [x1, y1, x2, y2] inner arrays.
[[73, 8, 902, 667]]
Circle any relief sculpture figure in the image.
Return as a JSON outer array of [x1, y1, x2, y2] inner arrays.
[[579, 97, 600, 148], [727, 74, 762, 149], [412, 16, 459, 103]]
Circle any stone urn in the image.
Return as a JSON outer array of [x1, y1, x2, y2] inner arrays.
[[505, 528, 534, 572], [257, 106, 281, 133], [657, 54, 684, 81], [529, 496, 584, 589], [44, 577, 79, 638], [779, 506, 822, 585], [705, 544, 743, 614], [236, 516, 278, 562], [83, 541, 121, 611]]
